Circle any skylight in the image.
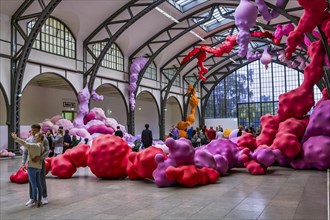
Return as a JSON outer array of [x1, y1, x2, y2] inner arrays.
[[168, 0, 209, 13], [214, 27, 239, 42], [193, 6, 235, 32]]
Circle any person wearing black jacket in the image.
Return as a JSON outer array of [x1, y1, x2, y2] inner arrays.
[[63, 129, 72, 153], [114, 126, 123, 138], [141, 124, 153, 149]]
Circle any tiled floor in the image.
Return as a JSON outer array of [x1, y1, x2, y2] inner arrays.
[[0, 157, 328, 220]]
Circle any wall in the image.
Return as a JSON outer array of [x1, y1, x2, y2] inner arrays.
[[165, 102, 182, 137], [20, 85, 77, 125], [90, 95, 127, 129], [135, 99, 159, 140]]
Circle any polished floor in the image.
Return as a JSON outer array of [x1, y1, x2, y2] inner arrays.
[[0, 157, 328, 220]]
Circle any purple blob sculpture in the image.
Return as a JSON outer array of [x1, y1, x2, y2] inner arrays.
[[235, 0, 258, 58], [91, 89, 103, 101], [73, 86, 90, 128], [153, 138, 195, 187], [235, 0, 286, 58], [274, 23, 294, 40], [129, 57, 148, 111], [260, 46, 272, 69]]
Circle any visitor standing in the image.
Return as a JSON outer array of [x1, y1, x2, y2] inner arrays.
[[22, 124, 49, 206], [141, 124, 153, 148], [13, 131, 45, 207], [114, 126, 123, 138]]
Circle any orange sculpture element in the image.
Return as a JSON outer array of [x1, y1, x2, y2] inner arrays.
[[176, 85, 199, 138]]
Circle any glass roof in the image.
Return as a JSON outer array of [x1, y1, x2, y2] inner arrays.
[[192, 6, 235, 32], [168, 0, 209, 13]]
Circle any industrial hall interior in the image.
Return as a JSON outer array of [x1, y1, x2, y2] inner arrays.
[[0, 0, 329, 219]]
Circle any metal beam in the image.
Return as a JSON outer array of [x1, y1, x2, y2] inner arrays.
[[84, 0, 166, 92], [9, 0, 61, 152]]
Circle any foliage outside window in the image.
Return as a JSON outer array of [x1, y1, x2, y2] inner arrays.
[[144, 62, 157, 80], [27, 17, 75, 58], [205, 60, 322, 129], [92, 42, 124, 71], [163, 68, 180, 87], [62, 111, 76, 122]]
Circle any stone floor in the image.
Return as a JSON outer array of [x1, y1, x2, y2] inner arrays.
[[0, 157, 328, 220]]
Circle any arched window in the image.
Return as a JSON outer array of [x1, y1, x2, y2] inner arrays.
[[205, 60, 322, 128], [92, 42, 124, 71], [145, 62, 157, 80], [27, 17, 76, 58]]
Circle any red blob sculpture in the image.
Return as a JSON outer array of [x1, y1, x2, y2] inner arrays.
[[10, 166, 29, 184], [237, 133, 257, 151], [68, 143, 90, 167], [51, 153, 77, 178], [166, 165, 219, 188], [87, 134, 131, 179], [126, 146, 167, 180]]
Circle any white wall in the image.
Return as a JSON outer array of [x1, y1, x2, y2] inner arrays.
[[20, 85, 77, 125], [90, 93, 127, 128], [165, 100, 182, 137], [135, 97, 159, 140], [204, 118, 238, 131]]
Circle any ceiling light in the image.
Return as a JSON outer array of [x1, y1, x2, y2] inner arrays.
[[229, 58, 237, 63], [189, 30, 205, 41], [156, 7, 179, 23]]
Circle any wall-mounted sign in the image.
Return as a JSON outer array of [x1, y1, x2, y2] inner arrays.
[[63, 102, 76, 108]]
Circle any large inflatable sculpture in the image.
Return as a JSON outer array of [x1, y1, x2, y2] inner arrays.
[[176, 85, 199, 138], [129, 57, 148, 111]]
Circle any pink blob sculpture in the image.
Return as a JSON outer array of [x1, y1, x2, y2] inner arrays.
[[10, 166, 28, 184], [87, 124, 114, 135], [0, 149, 15, 157], [90, 107, 106, 121], [126, 146, 166, 180], [166, 165, 219, 188], [274, 23, 294, 40], [73, 86, 90, 128], [56, 118, 74, 131], [50, 115, 63, 124], [87, 134, 131, 179], [83, 112, 95, 125]]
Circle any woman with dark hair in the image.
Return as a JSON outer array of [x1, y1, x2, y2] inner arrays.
[[11, 132, 44, 207], [46, 129, 54, 157]]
